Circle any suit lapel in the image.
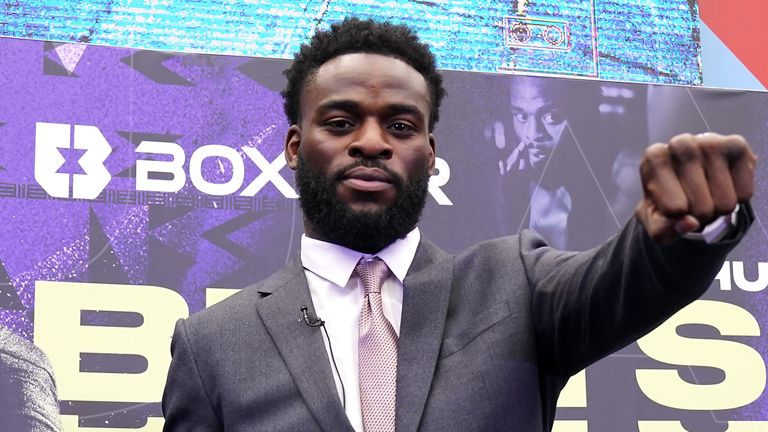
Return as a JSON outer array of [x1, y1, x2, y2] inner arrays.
[[255, 263, 355, 432], [396, 239, 453, 432]]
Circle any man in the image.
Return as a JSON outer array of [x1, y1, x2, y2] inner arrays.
[[0, 324, 63, 432], [162, 18, 756, 431]]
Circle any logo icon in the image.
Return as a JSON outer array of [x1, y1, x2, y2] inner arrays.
[[35, 122, 112, 199]]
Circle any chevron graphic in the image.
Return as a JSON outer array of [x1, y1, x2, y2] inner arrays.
[[120, 51, 194, 86]]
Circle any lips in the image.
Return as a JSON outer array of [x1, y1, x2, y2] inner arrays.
[[525, 141, 551, 153], [526, 142, 554, 160], [340, 166, 394, 192]]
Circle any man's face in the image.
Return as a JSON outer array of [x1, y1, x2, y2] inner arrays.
[[284, 53, 436, 252], [509, 78, 568, 172]]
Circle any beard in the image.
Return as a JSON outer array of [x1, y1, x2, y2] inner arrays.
[[295, 155, 430, 254]]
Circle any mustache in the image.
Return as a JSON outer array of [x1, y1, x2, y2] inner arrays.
[[332, 160, 404, 189]]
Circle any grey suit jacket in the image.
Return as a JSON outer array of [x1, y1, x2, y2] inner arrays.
[[0, 325, 63, 432], [162, 214, 750, 432]]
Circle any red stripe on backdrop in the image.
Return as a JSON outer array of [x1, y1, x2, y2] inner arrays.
[[699, 0, 768, 88]]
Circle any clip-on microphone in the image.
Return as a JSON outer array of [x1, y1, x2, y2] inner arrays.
[[300, 305, 324, 327]]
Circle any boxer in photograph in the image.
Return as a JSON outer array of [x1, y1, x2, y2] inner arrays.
[[488, 76, 637, 250]]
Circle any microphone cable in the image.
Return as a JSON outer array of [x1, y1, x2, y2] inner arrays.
[[301, 305, 346, 410]]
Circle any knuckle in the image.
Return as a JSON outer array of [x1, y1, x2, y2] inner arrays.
[[644, 143, 670, 166], [671, 132, 696, 143], [720, 134, 755, 161], [727, 133, 748, 147], [700, 137, 723, 157], [669, 138, 700, 163], [723, 142, 746, 160]]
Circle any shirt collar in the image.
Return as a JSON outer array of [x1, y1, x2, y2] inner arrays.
[[300, 228, 421, 287]]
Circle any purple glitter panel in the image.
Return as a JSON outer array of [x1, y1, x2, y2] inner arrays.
[[0, 37, 296, 337], [736, 97, 768, 421]]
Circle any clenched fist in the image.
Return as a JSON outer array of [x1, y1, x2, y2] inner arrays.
[[636, 133, 757, 244]]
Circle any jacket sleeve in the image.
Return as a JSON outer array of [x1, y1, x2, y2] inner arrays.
[[162, 318, 223, 432], [0, 327, 63, 432], [523, 204, 753, 377]]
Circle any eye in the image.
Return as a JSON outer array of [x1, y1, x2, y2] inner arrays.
[[541, 111, 565, 125], [513, 112, 529, 123], [388, 121, 416, 135], [324, 118, 355, 132]]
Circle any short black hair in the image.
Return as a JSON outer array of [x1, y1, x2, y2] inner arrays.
[[282, 18, 446, 131]]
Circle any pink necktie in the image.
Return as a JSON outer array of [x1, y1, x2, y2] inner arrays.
[[356, 257, 397, 432]]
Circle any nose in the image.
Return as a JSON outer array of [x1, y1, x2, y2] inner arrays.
[[348, 119, 393, 159], [522, 117, 549, 143]]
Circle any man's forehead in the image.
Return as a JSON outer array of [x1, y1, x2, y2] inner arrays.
[[510, 81, 561, 111], [302, 53, 431, 112], [314, 54, 422, 87]]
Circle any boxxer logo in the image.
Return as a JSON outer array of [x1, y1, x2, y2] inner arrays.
[[33, 122, 453, 205], [135, 141, 299, 199], [34, 122, 112, 199], [135, 141, 454, 205]]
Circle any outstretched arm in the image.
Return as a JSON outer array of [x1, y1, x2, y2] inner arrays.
[[529, 132, 756, 376]]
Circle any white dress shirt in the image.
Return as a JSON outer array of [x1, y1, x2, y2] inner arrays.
[[301, 228, 421, 432]]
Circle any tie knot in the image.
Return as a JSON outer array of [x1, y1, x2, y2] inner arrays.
[[355, 257, 389, 295]]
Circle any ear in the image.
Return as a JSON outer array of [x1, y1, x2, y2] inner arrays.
[[427, 133, 437, 175], [285, 125, 301, 170]]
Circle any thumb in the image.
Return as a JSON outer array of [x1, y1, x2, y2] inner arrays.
[[673, 215, 700, 236], [636, 198, 695, 244]]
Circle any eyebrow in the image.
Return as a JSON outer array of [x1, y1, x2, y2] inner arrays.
[[510, 103, 562, 113], [317, 100, 361, 114], [317, 100, 426, 121], [385, 103, 424, 119]]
